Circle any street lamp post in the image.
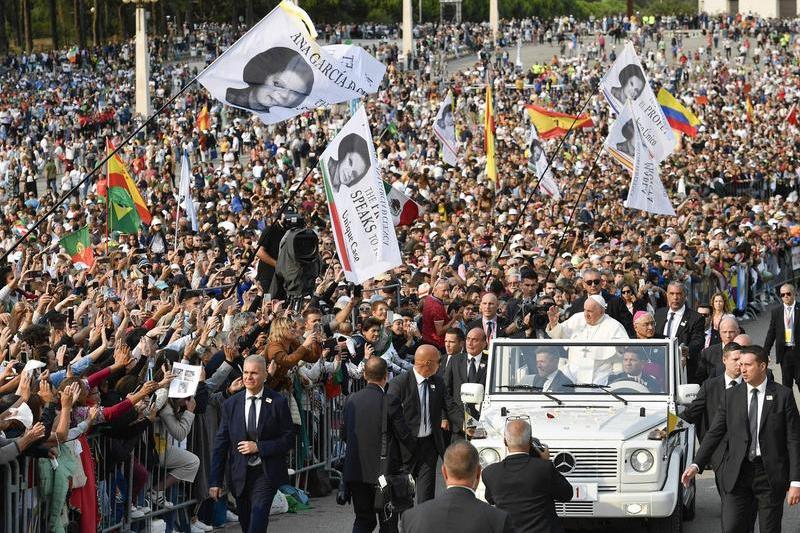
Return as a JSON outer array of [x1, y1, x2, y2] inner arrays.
[[123, 0, 158, 118]]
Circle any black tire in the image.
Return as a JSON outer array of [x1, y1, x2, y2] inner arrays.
[[683, 479, 696, 521], [647, 487, 683, 533]]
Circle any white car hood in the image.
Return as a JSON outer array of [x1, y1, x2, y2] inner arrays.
[[480, 402, 667, 441]]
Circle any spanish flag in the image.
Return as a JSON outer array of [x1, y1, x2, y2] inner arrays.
[[656, 88, 701, 137], [524, 104, 593, 139], [105, 139, 152, 225], [746, 96, 754, 123], [197, 105, 210, 132], [484, 83, 497, 182]]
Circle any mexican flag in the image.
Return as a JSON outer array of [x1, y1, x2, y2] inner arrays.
[[60, 227, 94, 268], [383, 181, 420, 226]]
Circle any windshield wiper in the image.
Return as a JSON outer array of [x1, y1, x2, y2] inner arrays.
[[497, 384, 563, 405], [564, 383, 628, 405]]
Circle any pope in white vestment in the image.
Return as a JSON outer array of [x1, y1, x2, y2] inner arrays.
[[546, 294, 629, 384]]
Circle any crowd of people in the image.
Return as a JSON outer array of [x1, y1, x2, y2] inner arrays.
[[1, 7, 800, 533]]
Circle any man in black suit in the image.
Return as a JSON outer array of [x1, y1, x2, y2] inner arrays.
[[527, 347, 573, 392], [568, 268, 633, 337], [387, 344, 463, 503], [444, 327, 488, 426], [695, 316, 740, 383], [343, 357, 416, 533], [482, 418, 573, 533], [400, 441, 514, 533], [608, 347, 661, 392], [466, 292, 515, 341], [764, 283, 800, 391], [682, 345, 800, 533], [654, 281, 705, 383], [438, 328, 465, 378], [209, 355, 294, 533], [681, 343, 743, 509]]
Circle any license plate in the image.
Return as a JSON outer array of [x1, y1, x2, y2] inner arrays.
[[572, 483, 598, 501]]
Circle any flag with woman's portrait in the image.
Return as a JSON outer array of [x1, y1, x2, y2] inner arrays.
[[600, 41, 675, 163], [197, 1, 385, 125], [320, 105, 401, 283], [432, 92, 459, 166]]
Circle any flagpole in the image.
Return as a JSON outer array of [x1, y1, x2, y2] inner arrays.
[[488, 83, 598, 267], [0, 78, 200, 264]]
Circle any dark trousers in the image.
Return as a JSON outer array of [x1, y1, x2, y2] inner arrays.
[[780, 350, 800, 390], [721, 459, 783, 533], [411, 436, 438, 504], [349, 481, 398, 533], [236, 465, 276, 533]]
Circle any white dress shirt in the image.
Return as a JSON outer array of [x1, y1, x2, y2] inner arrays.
[[724, 374, 742, 388], [663, 305, 686, 339], [413, 369, 432, 438], [541, 369, 559, 392]]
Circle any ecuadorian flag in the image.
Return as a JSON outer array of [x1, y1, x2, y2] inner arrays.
[[657, 88, 701, 137]]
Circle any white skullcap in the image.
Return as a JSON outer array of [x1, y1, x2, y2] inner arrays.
[[588, 294, 607, 310]]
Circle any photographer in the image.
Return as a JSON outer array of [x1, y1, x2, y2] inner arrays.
[[482, 418, 573, 533]]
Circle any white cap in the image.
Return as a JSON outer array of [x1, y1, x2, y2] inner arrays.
[[588, 294, 607, 310]]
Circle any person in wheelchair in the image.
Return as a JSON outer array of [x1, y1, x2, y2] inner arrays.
[[607, 347, 661, 392]]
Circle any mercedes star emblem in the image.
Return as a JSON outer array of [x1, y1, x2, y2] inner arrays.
[[553, 451, 576, 474]]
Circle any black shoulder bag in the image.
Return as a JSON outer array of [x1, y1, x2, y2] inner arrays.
[[373, 394, 415, 518]]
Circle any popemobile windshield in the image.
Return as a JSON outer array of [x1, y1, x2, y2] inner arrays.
[[461, 338, 700, 533]]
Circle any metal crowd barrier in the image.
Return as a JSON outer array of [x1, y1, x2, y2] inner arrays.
[[0, 376, 367, 533]]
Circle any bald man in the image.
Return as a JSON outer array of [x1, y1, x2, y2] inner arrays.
[[482, 419, 572, 533], [765, 283, 800, 391], [696, 316, 740, 383], [444, 327, 488, 429], [466, 293, 513, 343], [401, 441, 515, 533], [387, 344, 463, 503]]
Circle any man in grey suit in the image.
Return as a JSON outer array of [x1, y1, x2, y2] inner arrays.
[[400, 441, 515, 533]]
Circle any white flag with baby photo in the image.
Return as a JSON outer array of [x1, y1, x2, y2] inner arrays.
[[600, 41, 675, 163], [197, 1, 385, 125]]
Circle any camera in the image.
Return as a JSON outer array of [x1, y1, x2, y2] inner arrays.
[[283, 211, 306, 230], [531, 305, 551, 330], [530, 437, 548, 457]]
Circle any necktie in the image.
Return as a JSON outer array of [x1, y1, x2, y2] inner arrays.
[[729, 380, 737, 389], [420, 379, 430, 433], [247, 396, 258, 440], [468, 358, 477, 383], [748, 389, 759, 461], [486, 321, 494, 343], [665, 312, 675, 338]]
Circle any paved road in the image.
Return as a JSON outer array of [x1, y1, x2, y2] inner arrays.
[[224, 304, 800, 533]]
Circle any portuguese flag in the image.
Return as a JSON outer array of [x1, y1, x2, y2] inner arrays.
[[61, 227, 94, 268], [383, 181, 420, 226], [105, 139, 151, 225]]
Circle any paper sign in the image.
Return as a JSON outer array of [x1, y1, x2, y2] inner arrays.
[[23, 360, 46, 374], [168, 362, 201, 398], [6, 402, 34, 428]]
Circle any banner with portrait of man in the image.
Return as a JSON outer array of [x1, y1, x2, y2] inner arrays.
[[320, 105, 402, 283], [600, 41, 675, 163], [626, 100, 676, 217], [526, 125, 561, 200], [197, 1, 386, 125], [432, 91, 459, 167]]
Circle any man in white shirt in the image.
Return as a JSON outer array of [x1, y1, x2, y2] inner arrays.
[[546, 294, 628, 384], [682, 345, 800, 532]]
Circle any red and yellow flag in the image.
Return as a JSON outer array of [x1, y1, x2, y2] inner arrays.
[[524, 105, 594, 139], [484, 83, 497, 181], [106, 139, 152, 225], [197, 105, 210, 131]]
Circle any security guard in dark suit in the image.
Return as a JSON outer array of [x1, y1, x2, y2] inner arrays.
[[343, 357, 415, 533]]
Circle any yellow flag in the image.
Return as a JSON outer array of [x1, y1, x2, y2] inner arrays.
[[667, 408, 680, 434], [484, 83, 497, 181]]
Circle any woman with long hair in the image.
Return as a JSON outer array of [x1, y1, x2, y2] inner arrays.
[[710, 291, 730, 334]]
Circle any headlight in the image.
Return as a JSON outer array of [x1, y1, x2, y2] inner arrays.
[[630, 449, 654, 472], [478, 448, 501, 467]]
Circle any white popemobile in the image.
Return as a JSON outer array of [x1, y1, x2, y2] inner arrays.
[[461, 338, 700, 533]]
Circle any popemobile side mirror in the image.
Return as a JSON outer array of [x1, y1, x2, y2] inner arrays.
[[677, 384, 700, 406], [460, 383, 485, 406]]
